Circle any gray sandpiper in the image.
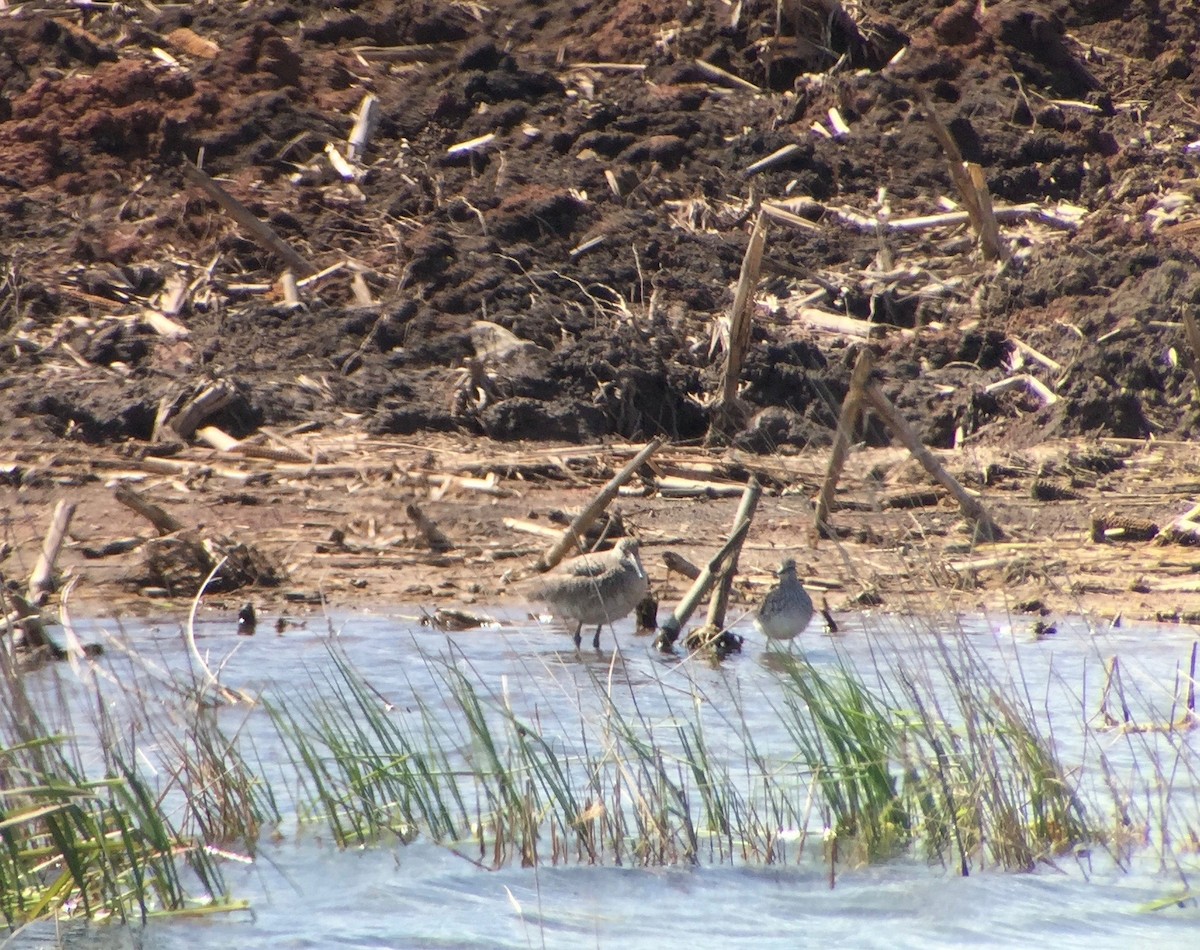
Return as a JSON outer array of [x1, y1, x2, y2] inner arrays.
[[533, 537, 649, 649], [754, 558, 813, 643]]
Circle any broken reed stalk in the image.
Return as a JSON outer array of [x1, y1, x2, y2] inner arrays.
[[657, 479, 760, 652], [861, 382, 1002, 542], [114, 484, 185, 535], [814, 348, 874, 540], [347, 93, 380, 162], [534, 437, 663, 572], [709, 212, 768, 442], [166, 380, 237, 441], [704, 477, 762, 631], [180, 160, 317, 277], [916, 88, 1007, 262], [28, 499, 75, 604], [406, 502, 452, 552]]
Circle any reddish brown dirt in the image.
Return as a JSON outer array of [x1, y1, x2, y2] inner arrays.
[[3, 2, 1200, 632]]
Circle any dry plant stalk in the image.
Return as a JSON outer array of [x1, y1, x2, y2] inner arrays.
[[28, 499, 76, 604], [917, 89, 1007, 262], [862, 381, 1003, 541], [814, 348, 874, 540], [406, 502, 452, 552], [656, 514, 753, 652], [114, 484, 184, 535], [180, 160, 317, 276], [710, 212, 768, 441], [533, 437, 662, 573], [703, 477, 762, 630]]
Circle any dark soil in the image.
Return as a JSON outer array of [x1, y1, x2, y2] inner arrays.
[[4, 2, 1200, 627], [3, 0, 1200, 452]]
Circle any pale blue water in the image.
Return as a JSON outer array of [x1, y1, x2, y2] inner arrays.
[[7, 610, 1200, 948]]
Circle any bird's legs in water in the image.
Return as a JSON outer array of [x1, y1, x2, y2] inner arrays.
[[571, 624, 605, 649]]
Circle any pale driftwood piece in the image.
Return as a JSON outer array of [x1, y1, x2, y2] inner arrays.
[[197, 425, 240, 453], [1010, 336, 1063, 374], [569, 62, 648, 72], [503, 517, 562, 540], [694, 58, 762, 92], [142, 310, 190, 339], [114, 484, 185, 536], [662, 550, 701, 580], [863, 381, 1002, 541], [704, 477, 762, 631], [745, 143, 804, 177], [533, 437, 662, 573], [984, 374, 1059, 407], [787, 306, 882, 339], [406, 502, 452, 552], [827, 107, 851, 138], [815, 348, 873, 540], [180, 160, 317, 276], [772, 201, 1080, 235], [168, 380, 236, 440], [351, 271, 375, 306], [324, 142, 357, 181], [295, 261, 347, 288], [654, 475, 747, 498], [656, 515, 753, 653], [759, 201, 821, 232], [346, 93, 379, 162], [447, 132, 496, 156], [710, 212, 767, 441], [156, 272, 189, 316], [132, 457, 212, 479], [28, 500, 76, 604], [279, 270, 302, 308]]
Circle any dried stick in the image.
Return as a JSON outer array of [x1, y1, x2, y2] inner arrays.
[[656, 515, 754, 653], [814, 348, 873, 539], [347, 93, 380, 162], [704, 477, 762, 630], [862, 381, 1003, 541], [28, 500, 76, 604], [710, 212, 767, 441], [114, 484, 185, 536], [917, 89, 1007, 262], [180, 160, 317, 276], [167, 380, 236, 440], [407, 502, 452, 552], [533, 437, 662, 572]]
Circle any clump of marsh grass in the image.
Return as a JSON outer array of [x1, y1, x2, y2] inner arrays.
[[0, 643, 251, 926]]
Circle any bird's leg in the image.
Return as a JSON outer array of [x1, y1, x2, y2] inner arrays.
[[592, 625, 603, 650], [573, 623, 583, 649]]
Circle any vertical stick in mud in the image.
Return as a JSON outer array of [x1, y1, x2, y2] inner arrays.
[[709, 212, 768, 442], [28, 500, 76, 604], [704, 477, 762, 630], [814, 348, 874, 541]]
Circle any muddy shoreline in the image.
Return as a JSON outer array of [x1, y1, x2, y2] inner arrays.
[[4, 2, 1200, 638]]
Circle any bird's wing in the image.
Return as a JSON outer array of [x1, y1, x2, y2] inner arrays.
[[560, 556, 609, 579]]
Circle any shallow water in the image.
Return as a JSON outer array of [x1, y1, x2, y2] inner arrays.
[[9, 609, 1200, 948]]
